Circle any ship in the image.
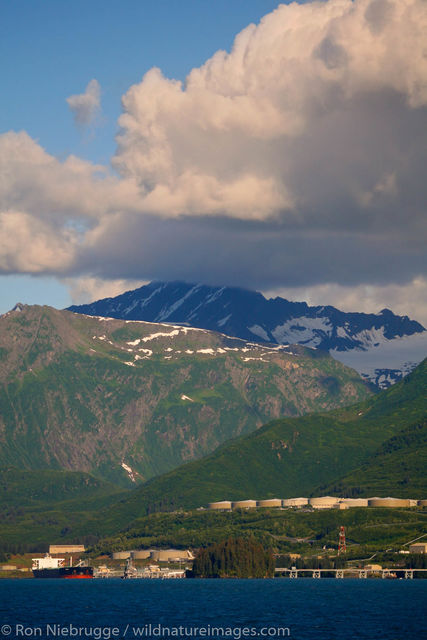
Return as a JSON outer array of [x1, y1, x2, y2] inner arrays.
[[32, 554, 93, 579]]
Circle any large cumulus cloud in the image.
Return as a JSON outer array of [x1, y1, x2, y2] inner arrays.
[[1, 0, 426, 318]]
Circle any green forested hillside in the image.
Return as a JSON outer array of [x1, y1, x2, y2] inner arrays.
[[0, 304, 370, 486], [0, 360, 425, 552], [318, 419, 427, 498], [104, 359, 426, 521]]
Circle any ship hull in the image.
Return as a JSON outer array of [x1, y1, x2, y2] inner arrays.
[[33, 567, 93, 579]]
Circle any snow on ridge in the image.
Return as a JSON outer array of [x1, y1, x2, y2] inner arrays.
[[181, 394, 194, 402], [127, 338, 141, 346], [197, 348, 215, 355], [248, 325, 269, 341], [176, 326, 206, 333], [205, 287, 225, 304], [137, 283, 166, 311], [217, 314, 232, 328], [272, 316, 332, 346], [351, 326, 388, 350], [141, 329, 180, 342], [156, 284, 202, 321], [123, 298, 141, 315]]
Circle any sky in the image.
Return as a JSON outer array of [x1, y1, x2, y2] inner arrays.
[[1, 0, 426, 323]]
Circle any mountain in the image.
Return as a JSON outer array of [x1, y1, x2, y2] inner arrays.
[[104, 358, 426, 519], [317, 419, 427, 499], [0, 467, 124, 509], [0, 304, 370, 487], [68, 281, 427, 388]]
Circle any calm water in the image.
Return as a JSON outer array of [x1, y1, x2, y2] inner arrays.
[[0, 579, 426, 640]]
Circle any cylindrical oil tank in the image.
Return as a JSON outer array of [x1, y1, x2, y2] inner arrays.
[[231, 499, 257, 509], [112, 551, 131, 560], [131, 550, 151, 560], [208, 501, 232, 510], [418, 500, 427, 507], [340, 498, 369, 507], [257, 499, 282, 508], [282, 498, 308, 507], [368, 497, 411, 508], [150, 549, 189, 562], [309, 496, 340, 509]]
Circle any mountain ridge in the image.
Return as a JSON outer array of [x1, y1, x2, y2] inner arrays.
[[68, 280, 426, 388], [0, 304, 370, 486]]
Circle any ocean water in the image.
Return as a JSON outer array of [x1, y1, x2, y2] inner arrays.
[[0, 579, 426, 640]]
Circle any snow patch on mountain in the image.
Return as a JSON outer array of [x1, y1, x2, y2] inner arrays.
[[248, 325, 270, 341], [272, 317, 332, 346], [121, 462, 137, 483], [68, 280, 426, 388], [141, 330, 180, 342], [157, 284, 202, 321], [218, 314, 232, 328]]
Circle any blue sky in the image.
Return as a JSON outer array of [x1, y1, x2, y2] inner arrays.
[[0, 0, 281, 311], [0, 0, 426, 323], [1, 0, 282, 166]]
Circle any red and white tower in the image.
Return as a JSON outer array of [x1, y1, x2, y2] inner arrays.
[[338, 526, 346, 554]]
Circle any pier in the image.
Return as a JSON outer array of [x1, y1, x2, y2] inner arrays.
[[275, 568, 427, 579]]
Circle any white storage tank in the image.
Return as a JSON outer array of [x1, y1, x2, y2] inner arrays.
[[231, 500, 257, 509], [150, 549, 191, 562], [112, 551, 131, 560], [340, 498, 369, 507], [282, 497, 308, 507], [208, 501, 232, 510], [368, 497, 411, 508], [256, 499, 282, 508], [309, 496, 340, 509], [131, 550, 151, 560]]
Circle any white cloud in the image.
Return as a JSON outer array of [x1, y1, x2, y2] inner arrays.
[[0, 0, 426, 323], [66, 79, 101, 127], [112, 0, 427, 223], [0, 210, 76, 273], [64, 276, 148, 305], [263, 277, 427, 326]]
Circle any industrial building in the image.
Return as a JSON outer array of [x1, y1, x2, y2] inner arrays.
[[282, 497, 308, 507], [309, 497, 340, 509], [368, 498, 412, 508], [257, 499, 282, 508], [409, 543, 427, 554], [205, 495, 425, 510], [112, 549, 193, 562], [208, 501, 232, 510], [49, 545, 86, 554], [339, 498, 369, 507], [231, 499, 257, 509]]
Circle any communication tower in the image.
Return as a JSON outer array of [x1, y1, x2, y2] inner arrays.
[[338, 526, 346, 555]]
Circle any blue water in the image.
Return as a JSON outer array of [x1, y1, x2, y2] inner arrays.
[[0, 579, 426, 640]]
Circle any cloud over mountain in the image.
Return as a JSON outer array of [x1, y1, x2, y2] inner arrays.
[[0, 0, 426, 317]]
